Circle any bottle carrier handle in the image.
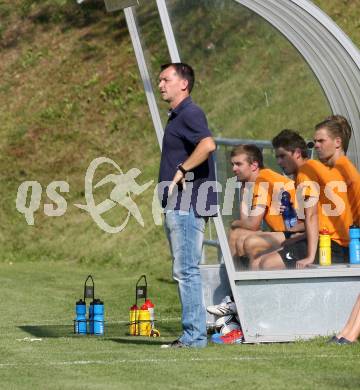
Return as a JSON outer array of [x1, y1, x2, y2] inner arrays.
[[135, 274, 147, 306], [84, 274, 95, 301]]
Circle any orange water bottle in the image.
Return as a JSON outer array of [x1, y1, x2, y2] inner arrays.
[[319, 228, 331, 266], [129, 304, 139, 336]]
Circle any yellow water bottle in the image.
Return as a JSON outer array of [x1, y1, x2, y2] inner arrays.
[[138, 304, 151, 336], [319, 228, 331, 266], [129, 304, 139, 336]]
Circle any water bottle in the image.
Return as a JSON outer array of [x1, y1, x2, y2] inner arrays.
[[138, 304, 151, 336], [93, 299, 104, 336], [349, 225, 360, 264], [281, 191, 298, 229], [75, 299, 87, 335], [145, 299, 155, 329], [129, 304, 139, 336], [88, 301, 94, 334], [319, 228, 331, 266]]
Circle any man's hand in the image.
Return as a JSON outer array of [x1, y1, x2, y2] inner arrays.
[[296, 257, 314, 269], [168, 170, 186, 196], [167, 136, 215, 197]]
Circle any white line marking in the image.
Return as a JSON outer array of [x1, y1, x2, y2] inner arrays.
[[1, 354, 359, 369], [16, 337, 42, 342]]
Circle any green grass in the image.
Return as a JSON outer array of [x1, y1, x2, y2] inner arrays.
[[1, 261, 360, 390], [0, 0, 359, 266], [0, 2, 360, 387]]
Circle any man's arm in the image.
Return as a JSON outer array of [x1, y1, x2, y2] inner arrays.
[[295, 200, 319, 269], [169, 137, 216, 194], [181, 137, 216, 171], [231, 208, 265, 231], [231, 180, 267, 231]]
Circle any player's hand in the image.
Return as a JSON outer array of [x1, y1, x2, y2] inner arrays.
[[168, 170, 186, 196], [295, 257, 314, 269]]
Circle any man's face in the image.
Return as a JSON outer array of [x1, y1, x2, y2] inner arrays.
[[158, 66, 187, 104], [231, 153, 256, 182], [275, 147, 298, 175], [314, 127, 339, 163]]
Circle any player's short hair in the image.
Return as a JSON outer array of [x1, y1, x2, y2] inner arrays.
[[160, 62, 195, 93], [230, 144, 264, 168], [272, 129, 308, 158], [315, 115, 352, 153]]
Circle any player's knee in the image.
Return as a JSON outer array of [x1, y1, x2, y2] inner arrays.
[[228, 229, 236, 243], [235, 236, 245, 255], [228, 230, 237, 250], [243, 235, 258, 256], [259, 256, 272, 270]]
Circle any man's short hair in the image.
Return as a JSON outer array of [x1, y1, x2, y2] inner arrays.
[[272, 129, 308, 158], [230, 144, 264, 169], [160, 62, 195, 93], [315, 115, 352, 153]]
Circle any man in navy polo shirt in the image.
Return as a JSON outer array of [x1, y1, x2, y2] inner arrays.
[[158, 63, 217, 348]]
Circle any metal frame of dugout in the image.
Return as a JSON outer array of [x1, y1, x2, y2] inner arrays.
[[102, 0, 360, 342]]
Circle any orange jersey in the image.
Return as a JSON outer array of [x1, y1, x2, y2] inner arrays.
[[334, 156, 360, 225], [252, 168, 295, 231], [296, 159, 353, 247]]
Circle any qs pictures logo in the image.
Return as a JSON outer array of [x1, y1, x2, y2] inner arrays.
[[15, 157, 153, 234]]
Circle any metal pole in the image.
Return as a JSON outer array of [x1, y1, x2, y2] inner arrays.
[[156, 0, 181, 62], [123, 7, 164, 149]]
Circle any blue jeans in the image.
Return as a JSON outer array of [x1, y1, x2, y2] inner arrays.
[[165, 209, 207, 348]]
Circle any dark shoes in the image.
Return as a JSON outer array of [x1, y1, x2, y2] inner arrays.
[[327, 335, 354, 345], [337, 337, 354, 345], [161, 339, 189, 349]]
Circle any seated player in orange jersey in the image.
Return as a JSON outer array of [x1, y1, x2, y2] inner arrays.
[[228, 144, 299, 269], [315, 115, 360, 225]]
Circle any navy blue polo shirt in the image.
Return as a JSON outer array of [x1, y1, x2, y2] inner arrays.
[[158, 96, 217, 217]]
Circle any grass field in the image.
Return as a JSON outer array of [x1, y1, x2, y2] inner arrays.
[[1, 261, 360, 390], [1, 0, 359, 265]]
